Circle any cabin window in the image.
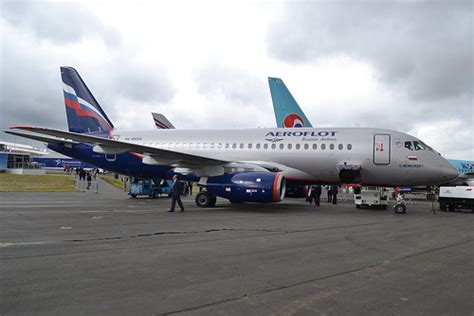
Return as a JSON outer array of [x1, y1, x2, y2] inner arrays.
[[225, 143, 229, 149], [271, 143, 276, 149], [347, 144, 352, 150], [304, 144, 309, 150], [196, 143, 201, 149], [240, 143, 244, 149], [203, 143, 208, 149], [313, 143, 317, 150], [256, 143, 261, 149], [232, 143, 237, 149], [210, 143, 215, 149], [189, 143, 194, 149], [263, 143, 268, 149], [329, 144, 335, 150], [168, 143, 174, 149], [248, 143, 252, 149], [279, 143, 284, 149], [321, 144, 326, 150], [217, 143, 222, 149], [338, 144, 343, 150], [296, 144, 301, 150], [288, 143, 292, 150]]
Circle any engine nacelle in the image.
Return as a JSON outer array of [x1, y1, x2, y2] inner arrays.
[[205, 172, 286, 203]]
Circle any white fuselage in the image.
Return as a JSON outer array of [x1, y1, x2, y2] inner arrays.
[[109, 127, 457, 186]]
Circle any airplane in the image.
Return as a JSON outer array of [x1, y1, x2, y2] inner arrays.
[[0, 141, 48, 156], [152, 112, 175, 129], [268, 77, 473, 187], [5, 67, 458, 209]]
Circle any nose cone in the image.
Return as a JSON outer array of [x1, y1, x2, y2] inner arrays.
[[438, 159, 459, 183]]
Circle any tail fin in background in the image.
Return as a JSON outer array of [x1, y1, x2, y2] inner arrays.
[[152, 112, 175, 129], [61, 67, 114, 134], [268, 77, 313, 128]]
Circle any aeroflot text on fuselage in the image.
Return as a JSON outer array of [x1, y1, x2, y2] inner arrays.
[[265, 131, 337, 137]]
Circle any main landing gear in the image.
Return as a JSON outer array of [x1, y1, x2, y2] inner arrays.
[[195, 191, 217, 208]]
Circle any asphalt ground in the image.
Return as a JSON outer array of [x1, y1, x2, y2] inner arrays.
[[1, 188, 473, 315]]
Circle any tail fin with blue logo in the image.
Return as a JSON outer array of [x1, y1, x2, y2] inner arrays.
[[268, 77, 313, 128], [61, 67, 114, 134]]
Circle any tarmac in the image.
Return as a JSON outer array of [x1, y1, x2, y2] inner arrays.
[[1, 183, 473, 315]]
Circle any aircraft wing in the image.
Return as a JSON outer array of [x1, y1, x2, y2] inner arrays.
[[5, 130, 79, 146], [9, 126, 226, 166]]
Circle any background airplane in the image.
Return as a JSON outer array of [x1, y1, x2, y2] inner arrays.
[[4, 67, 458, 208], [268, 77, 473, 186], [152, 113, 175, 129]]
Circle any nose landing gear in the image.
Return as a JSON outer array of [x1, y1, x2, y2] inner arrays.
[[394, 193, 407, 214]]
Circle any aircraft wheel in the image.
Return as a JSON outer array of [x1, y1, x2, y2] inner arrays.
[[440, 203, 447, 212], [130, 194, 137, 199], [195, 192, 212, 208], [394, 203, 407, 214], [355, 204, 361, 209]]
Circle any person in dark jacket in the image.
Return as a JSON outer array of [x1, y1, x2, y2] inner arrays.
[[331, 184, 339, 205], [168, 175, 185, 212], [314, 185, 322, 206], [327, 185, 332, 203]]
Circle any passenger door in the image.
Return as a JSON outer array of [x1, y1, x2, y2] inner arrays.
[[373, 134, 391, 165]]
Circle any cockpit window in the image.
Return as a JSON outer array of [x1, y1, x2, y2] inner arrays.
[[419, 141, 434, 152], [404, 141, 413, 150], [413, 141, 425, 151]]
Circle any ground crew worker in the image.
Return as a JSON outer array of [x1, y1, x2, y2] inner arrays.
[[168, 175, 185, 212]]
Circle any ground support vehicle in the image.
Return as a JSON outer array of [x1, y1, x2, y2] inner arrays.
[[439, 186, 474, 212]]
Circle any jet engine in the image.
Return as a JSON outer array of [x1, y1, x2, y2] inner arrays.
[[196, 172, 286, 207]]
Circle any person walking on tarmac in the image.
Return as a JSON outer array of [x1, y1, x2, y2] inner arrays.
[[331, 184, 339, 205], [327, 185, 333, 203], [308, 185, 316, 204], [314, 185, 322, 206], [168, 175, 185, 212]]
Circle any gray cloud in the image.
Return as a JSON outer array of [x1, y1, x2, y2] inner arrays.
[[0, 3, 175, 142], [105, 62, 175, 105], [267, 1, 472, 101], [1, 0, 121, 47], [193, 62, 267, 105]]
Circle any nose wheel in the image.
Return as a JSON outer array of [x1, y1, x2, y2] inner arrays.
[[394, 193, 407, 214]]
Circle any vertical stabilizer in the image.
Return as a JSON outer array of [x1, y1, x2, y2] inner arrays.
[[61, 67, 114, 134], [268, 77, 313, 128]]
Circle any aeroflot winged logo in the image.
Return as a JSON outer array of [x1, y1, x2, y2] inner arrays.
[[265, 130, 337, 142]]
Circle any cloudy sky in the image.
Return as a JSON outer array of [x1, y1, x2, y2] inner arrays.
[[0, 0, 472, 160]]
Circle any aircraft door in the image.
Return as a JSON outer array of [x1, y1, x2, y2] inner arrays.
[[373, 134, 390, 165], [105, 154, 117, 162]]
